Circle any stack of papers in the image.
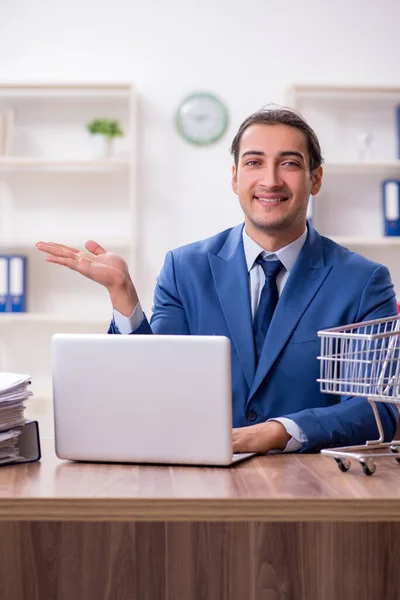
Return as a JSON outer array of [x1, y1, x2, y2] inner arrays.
[[0, 373, 33, 465]]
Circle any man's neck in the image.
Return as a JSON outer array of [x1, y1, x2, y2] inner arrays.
[[244, 222, 306, 252]]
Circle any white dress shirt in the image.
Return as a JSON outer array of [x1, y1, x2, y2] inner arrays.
[[113, 227, 308, 452], [242, 227, 308, 452]]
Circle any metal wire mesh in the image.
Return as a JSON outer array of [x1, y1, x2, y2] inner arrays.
[[318, 314, 400, 400]]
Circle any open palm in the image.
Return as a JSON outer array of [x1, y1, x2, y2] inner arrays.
[[35, 240, 129, 290]]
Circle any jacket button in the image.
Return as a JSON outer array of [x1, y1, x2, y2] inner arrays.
[[247, 410, 257, 422]]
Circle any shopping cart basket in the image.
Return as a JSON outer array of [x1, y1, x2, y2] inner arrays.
[[318, 314, 400, 476]]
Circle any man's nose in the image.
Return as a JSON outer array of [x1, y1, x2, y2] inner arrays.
[[259, 166, 283, 189]]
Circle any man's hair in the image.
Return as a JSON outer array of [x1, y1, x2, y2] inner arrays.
[[230, 106, 324, 172]]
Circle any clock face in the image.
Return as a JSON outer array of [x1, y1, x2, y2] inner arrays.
[[176, 92, 228, 146]]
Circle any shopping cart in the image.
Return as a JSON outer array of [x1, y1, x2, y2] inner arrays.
[[318, 314, 400, 475]]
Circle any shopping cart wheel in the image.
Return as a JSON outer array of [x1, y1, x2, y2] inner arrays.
[[360, 459, 376, 476], [334, 458, 351, 472], [390, 446, 400, 463]]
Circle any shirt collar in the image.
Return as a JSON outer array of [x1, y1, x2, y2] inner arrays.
[[242, 225, 308, 274]]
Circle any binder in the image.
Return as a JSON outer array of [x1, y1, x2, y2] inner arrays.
[[8, 255, 26, 312], [0, 256, 7, 312], [0, 373, 39, 466], [0, 421, 41, 467], [4, 109, 14, 156], [0, 113, 5, 156], [307, 195, 314, 227], [382, 180, 400, 236], [397, 105, 400, 159]]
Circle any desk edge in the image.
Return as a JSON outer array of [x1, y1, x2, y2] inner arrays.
[[0, 498, 399, 521]]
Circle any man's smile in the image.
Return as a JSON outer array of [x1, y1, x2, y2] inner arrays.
[[254, 194, 290, 205]]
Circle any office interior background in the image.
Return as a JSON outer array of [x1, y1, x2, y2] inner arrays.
[[1, 0, 400, 437]]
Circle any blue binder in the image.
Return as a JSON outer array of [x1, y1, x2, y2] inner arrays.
[[0, 256, 7, 312], [382, 180, 400, 236], [8, 255, 27, 312], [396, 105, 400, 159], [307, 195, 314, 228]]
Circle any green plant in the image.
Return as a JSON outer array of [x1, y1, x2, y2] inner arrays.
[[86, 118, 124, 139]]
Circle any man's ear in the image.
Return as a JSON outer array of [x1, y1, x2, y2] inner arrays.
[[232, 164, 238, 195], [311, 166, 323, 196]]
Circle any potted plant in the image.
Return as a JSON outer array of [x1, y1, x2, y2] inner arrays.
[[86, 118, 124, 158]]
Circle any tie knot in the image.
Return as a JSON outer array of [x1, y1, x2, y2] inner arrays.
[[256, 256, 282, 280]]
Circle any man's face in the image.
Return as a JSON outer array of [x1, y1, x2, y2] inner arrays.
[[232, 123, 322, 240]]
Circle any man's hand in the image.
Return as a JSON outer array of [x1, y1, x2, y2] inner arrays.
[[232, 421, 291, 454], [35, 240, 139, 317]]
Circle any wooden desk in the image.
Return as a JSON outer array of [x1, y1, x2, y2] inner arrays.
[[0, 440, 400, 599]]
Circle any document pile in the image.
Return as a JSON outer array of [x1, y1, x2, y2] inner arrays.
[[0, 372, 40, 466]]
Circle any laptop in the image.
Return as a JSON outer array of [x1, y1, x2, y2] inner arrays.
[[51, 333, 256, 466]]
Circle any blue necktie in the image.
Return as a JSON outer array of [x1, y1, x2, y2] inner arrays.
[[253, 256, 282, 364]]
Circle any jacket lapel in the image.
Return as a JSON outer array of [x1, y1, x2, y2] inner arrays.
[[248, 227, 332, 401], [209, 225, 256, 389]]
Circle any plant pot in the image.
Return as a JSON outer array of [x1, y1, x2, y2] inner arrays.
[[90, 134, 113, 159]]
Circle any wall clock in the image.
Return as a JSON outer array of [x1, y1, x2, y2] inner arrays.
[[176, 92, 228, 146]]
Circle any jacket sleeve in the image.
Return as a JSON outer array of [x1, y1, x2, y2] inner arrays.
[[283, 264, 399, 452], [107, 316, 152, 335], [150, 250, 189, 334], [108, 250, 189, 336]]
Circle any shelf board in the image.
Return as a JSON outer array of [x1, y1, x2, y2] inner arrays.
[[0, 83, 133, 98], [0, 313, 109, 324], [323, 161, 400, 174], [0, 238, 132, 249], [289, 85, 400, 101], [0, 157, 130, 171], [331, 236, 400, 247]]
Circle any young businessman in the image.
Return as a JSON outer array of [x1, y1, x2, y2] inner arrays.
[[36, 107, 398, 454]]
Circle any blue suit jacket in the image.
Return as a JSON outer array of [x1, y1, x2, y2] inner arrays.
[[109, 224, 399, 451]]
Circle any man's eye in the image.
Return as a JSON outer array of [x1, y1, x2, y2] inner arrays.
[[245, 160, 260, 166], [282, 161, 300, 167]]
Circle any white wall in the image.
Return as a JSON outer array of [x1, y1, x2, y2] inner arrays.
[[1, 0, 400, 311]]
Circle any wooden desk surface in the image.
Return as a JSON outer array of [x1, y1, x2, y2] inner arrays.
[[1, 439, 400, 521], [2, 442, 400, 600]]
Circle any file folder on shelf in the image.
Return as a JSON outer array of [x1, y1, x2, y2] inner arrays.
[[0, 256, 7, 312], [382, 180, 400, 236], [307, 195, 314, 228], [3, 109, 14, 156], [397, 105, 400, 159], [0, 254, 27, 312], [9, 255, 27, 312]]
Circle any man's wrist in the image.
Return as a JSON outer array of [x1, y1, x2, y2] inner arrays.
[[109, 281, 139, 317], [232, 421, 293, 454], [266, 420, 291, 451], [269, 417, 307, 452]]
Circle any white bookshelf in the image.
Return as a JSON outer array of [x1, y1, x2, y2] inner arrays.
[[0, 83, 137, 436], [0, 313, 109, 324], [323, 161, 400, 174], [0, 157, 130, 169], [332, 236, 400, 247], [0, 236, 131, 248], [288, 84, 400, 297]]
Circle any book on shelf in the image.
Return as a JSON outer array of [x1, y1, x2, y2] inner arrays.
[[3, 109, 14, 156], [397, 105, 400, 160], [382, 180, 400, 236], [0, 372, 40, 466], [0, 113, 5, 156], [307, 194, 314, 227], [0, 254, 27, 312], [0, 109, 15, 156]]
